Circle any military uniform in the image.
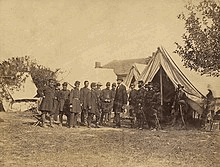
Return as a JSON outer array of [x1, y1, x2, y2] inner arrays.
[[80, 86, 90, 124], [144, 86, 155, 129], [128, 87, 137, 127], [53, 87, 60, 122], [113, 81, 127, 128], [136, 86, 146, 129], [171, 85, 187, 126], [39, 81, 55, 127], [100, 86, 113, 125], [69, 82, 81, 128], [87, 84, 100, 128], [58, 88, 70, 126]]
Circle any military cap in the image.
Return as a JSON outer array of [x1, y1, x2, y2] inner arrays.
[[106, 82, 111, 86], [56, 83, 61, 87], [97, 82, 102, 86], [148, 82, 153, 87], [177, 84, 184, 89], [91, 82, 97, 88], [74, 81, 80, 86], [62, 82, 68, 86], [130, 83, 134, 87], [112, 83, 116, 87], [116, 76, 123, 81], [138, 80, 144, 84]]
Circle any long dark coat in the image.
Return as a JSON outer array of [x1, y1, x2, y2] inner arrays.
[[87, 89, 99, 115], [69, 88, 81, 113], [58, 89, 70, 112], [100, 88, 113, 113], [80, 87, 90, 110], [39, 86, 55, 112], [113, 84, 128, 113]]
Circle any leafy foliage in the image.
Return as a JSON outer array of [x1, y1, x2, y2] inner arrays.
[[175, 0, 220, 77], [0, 56, 57, 90]]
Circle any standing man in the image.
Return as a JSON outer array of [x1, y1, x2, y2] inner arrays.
[[87, 82, 100, 128], [100, 82, 113, 126], [111, 83, 117, 122], [136, 80, 146, 130], [95, 82, 102, 125], [53, 83, 61, 122], [57, 82, 70, 127], [80, 81, 90, 126], [128, 83, 137, 128], [113, 76, 128, 128], [39, 79, 55, 128], [69, 81, 81, 128], [144, 82, 156, 130]]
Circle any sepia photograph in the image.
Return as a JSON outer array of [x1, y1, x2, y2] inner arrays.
[[0, 0, 220, 166]]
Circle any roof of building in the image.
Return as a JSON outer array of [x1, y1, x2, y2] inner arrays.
[[102, 57, 151, 75]]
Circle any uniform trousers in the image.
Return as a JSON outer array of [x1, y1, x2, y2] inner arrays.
[[69, 112, 80, 128]]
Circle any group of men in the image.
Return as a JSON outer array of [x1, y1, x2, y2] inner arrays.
[[38, 78, 118, 128], [38, 76, 164, 130], [128, 80, 161, 130]]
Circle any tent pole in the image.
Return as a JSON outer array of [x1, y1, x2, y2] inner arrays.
[[160, 67, 163, 106]]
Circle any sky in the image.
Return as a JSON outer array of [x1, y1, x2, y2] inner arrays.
[[0, 0, 219, 96], [0, 0, 189, 69]]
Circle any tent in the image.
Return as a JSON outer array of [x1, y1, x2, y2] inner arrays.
[[6, 72, 37, 101], [1, 72, 38, 112], [56, 66, 117, 88], [124, 63, 147, 87], [136, 47, 205, 104]]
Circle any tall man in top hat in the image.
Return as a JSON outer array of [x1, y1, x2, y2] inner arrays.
[[80, 81, 90, 125], [113, 76, 128, 128]]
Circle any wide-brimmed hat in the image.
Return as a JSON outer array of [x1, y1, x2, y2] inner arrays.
[[91, 82, 97, 88]]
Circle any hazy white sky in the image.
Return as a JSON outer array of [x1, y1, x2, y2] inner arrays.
[[0, 0, 189, 70]]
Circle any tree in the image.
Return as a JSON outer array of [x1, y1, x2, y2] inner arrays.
[[175, 0, 220, 77], [0, 56, 57, 90]]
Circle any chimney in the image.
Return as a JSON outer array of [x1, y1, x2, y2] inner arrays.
[[95, 62, 102, 68]]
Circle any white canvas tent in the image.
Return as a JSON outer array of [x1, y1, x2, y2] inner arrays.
[[56, 66, 117, 88], [136, 47, 204, 103], [6, 73, 37, 101], [124, 63, 147, 87], [1, 72, 38, 112]]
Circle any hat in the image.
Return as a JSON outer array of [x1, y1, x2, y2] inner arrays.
[[117, 76, 123, 81], [106, 82, 111, 86], [112, 83, 116, 87], [177, 84, 184, 89], [91, 82, 97, 88], [62, 82, 68, 86], [148, 82, 153, 87], [74, 81, 80, 86], [138, 80, 144, 84], [97, 82, 102, 86], [56, 83, 61, 87]]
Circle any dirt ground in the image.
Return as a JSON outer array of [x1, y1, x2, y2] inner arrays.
[[0, 111, 220, 167]]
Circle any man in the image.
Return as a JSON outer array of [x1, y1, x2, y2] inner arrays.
[[171, 84, 187, 126], [128, 83, 137, 128], [69, 81, 81, 128], [80, 81, 90, 125], [111, 83, 117, 122], [113, 76, 127, 128], [95, 82, 102, 125], [100, 82, 113, 125], [87, 82, 100, 128], [39, 79, 55, 128], [144, 82, 155, 130], [136, 80, 147, 130], [53, 83, 61, 122], [57, 82, 70, 127]]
